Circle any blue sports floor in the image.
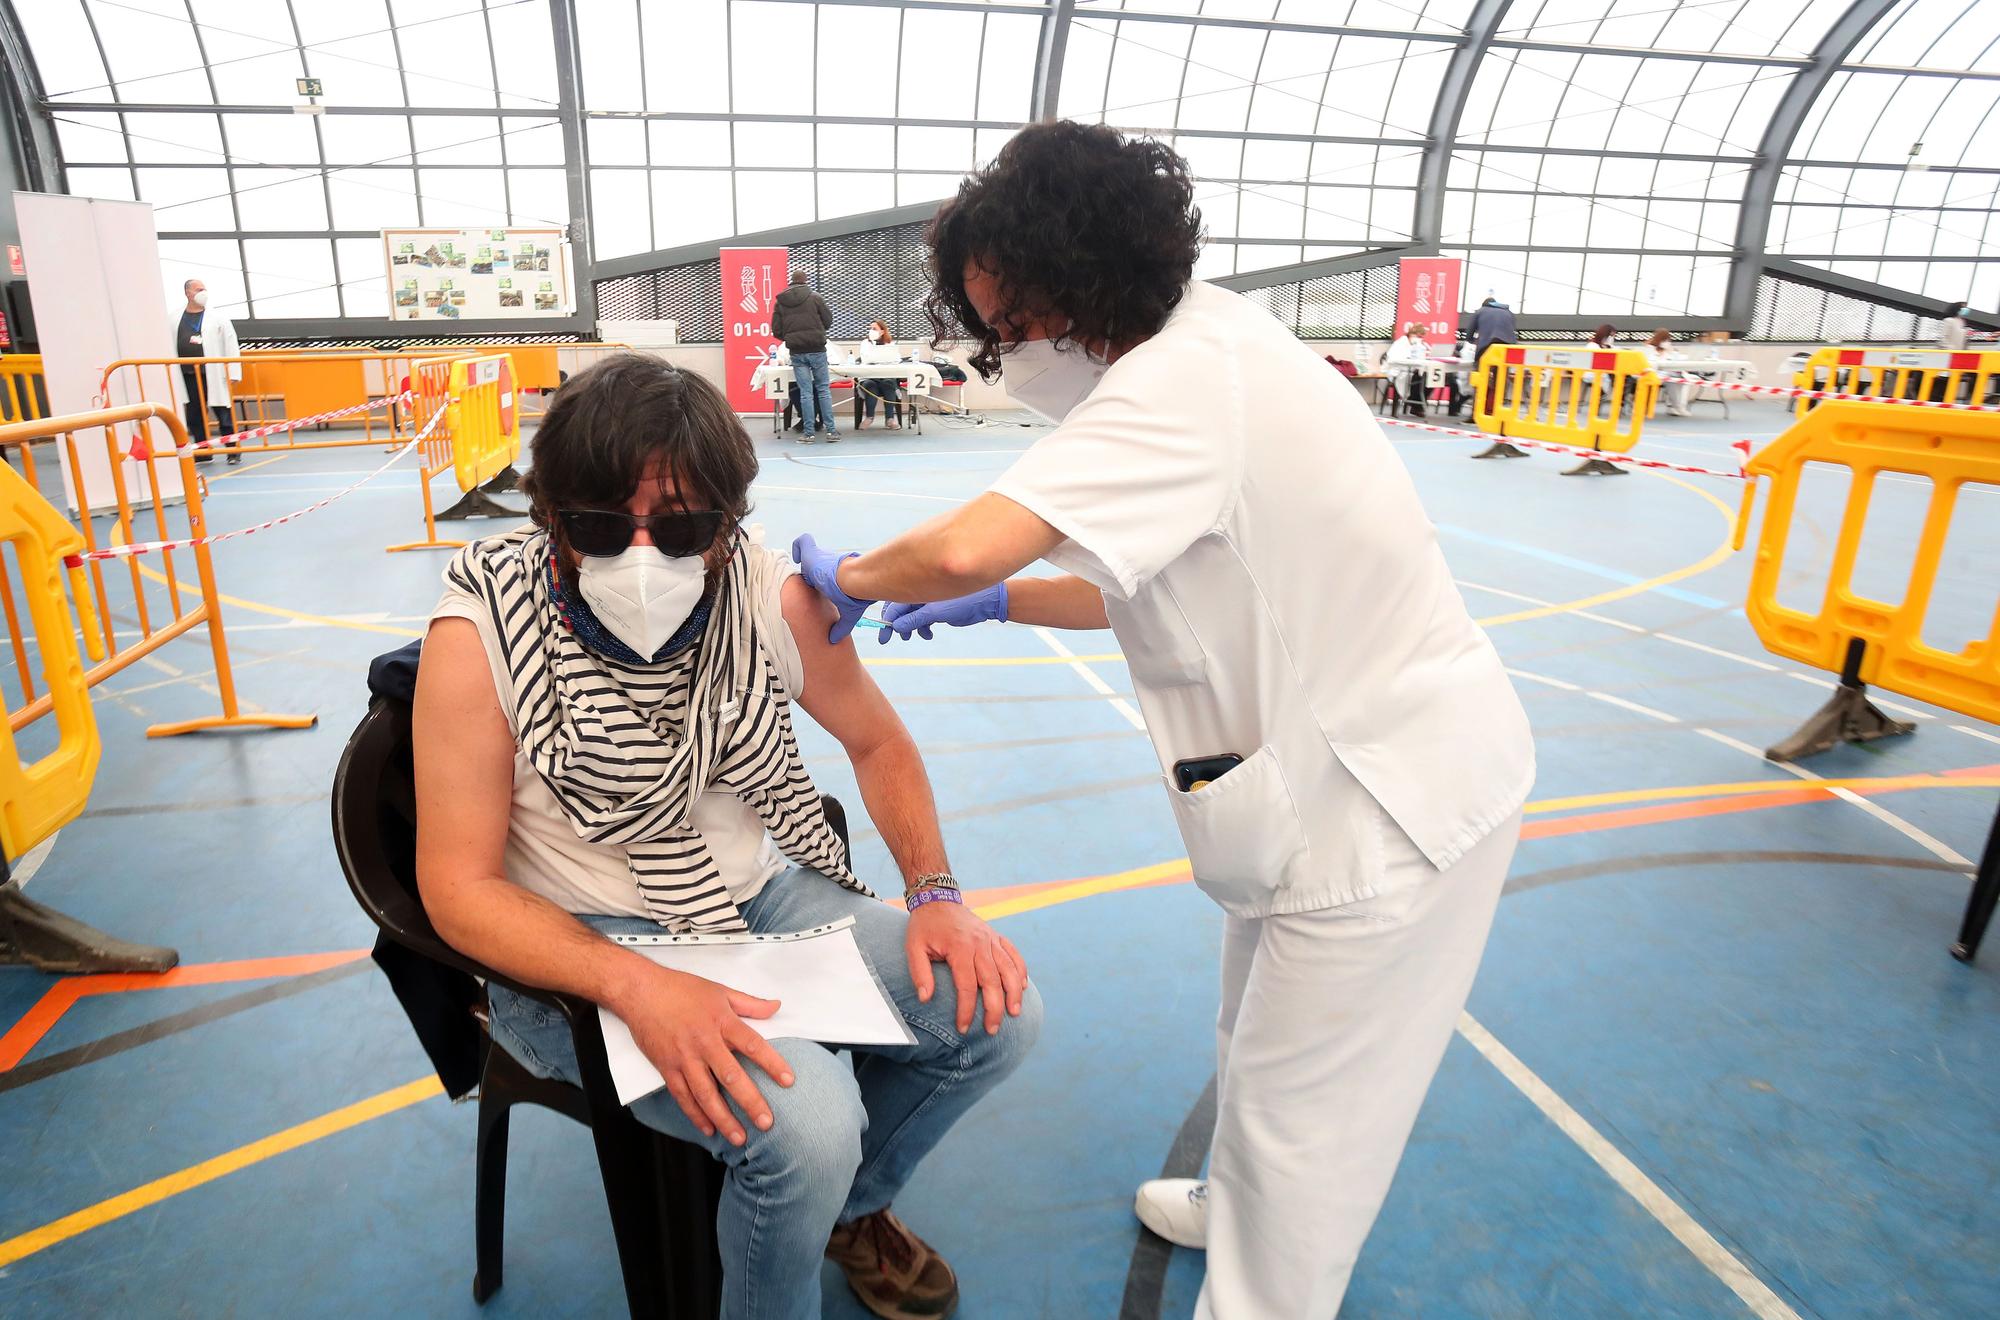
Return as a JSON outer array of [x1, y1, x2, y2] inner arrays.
[[1, 394, 1996, 1317]]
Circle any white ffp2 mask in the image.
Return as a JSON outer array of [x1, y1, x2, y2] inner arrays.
[[999, 338, 1109, 424], [192, 291, 209, 308], [575, 546, 707, 660]]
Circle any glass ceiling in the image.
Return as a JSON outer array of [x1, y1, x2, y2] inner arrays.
[[13, 0, 1999, 325]]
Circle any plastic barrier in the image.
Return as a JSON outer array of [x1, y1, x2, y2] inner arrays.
[[1791, 347, 2000, 419], [0, 451, 179, 972], [1739, 398, 2000, 742], [1472, 345, 1658, 474], [387, 354, 519, 553], [0, 458, 104, 860], [0, 402, 316, 738], [1738, 398, 2000, 964], [0, 354, 46, 424]]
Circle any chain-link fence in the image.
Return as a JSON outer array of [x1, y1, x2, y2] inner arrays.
[[1748, 272, 1943, 343], [596, 222, 940, 344]]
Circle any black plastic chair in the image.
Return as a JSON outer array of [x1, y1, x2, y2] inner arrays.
[[331, 697, 851, 1317]]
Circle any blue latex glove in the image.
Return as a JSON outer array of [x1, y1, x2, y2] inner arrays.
[[789, 533, 875, 644], [878, 583, 1009, 643]]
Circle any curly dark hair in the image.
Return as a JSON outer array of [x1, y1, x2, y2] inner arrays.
[[924, 120, 1204, 380], [519, 354, 756, 579]]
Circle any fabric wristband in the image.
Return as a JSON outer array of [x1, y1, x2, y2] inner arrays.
[[905, 887, 964, 913]]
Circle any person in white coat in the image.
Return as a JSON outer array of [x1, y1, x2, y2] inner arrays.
[[790, 121, 1534, 1318], [171, 278, 241, 465], [1640, 328, 1693, 416], [1383, 322, 1432, 416]]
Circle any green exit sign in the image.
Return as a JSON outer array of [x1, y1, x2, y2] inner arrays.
[[296, 78, 323, 97]]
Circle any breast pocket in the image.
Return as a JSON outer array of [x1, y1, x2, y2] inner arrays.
[[1107, 582, 1208, 688], [1165, 744, 1313, 916]]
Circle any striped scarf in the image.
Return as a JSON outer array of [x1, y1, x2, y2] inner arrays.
[[445, 528, 867, 932]]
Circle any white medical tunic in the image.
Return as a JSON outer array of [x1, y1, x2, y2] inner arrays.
[[989, 281, 1534, 916]]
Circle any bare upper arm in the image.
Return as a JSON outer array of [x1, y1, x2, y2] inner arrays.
[[781, 574, 904, 758], [411, 617, 518, 908]]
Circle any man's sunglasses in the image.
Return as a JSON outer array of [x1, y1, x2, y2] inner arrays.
[[557, 508, 725, 558]]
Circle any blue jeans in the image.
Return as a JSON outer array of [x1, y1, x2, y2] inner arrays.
[[487, 869, 1043, 1320], [791, 352, 838, 435]]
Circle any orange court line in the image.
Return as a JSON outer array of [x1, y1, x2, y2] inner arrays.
[[1521, 787, 1833, 841], [0, 948, 368, 1072]]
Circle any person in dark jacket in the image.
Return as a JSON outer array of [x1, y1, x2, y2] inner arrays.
[[1463, 298, 1519, 418], [772, 272, 840, 441]]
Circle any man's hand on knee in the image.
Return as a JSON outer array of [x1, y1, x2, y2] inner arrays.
[[610, 963, 796, 1146], [905, 902, 1029, 1036]]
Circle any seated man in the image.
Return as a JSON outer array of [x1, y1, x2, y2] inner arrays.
[[413, 354, 1041, 1320]]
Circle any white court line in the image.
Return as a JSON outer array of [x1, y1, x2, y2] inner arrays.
[[1781, 670, 1934, 722], [10, 831, 59, 889], [759, 483, 963, 504], [1030, 626, 1146, 733], [1456, 1014, 1803, 1320], [1455, 579, 1931, 717], [782, 448, 1026, 460], [1954, 724, 2000, 747], [1695, 727, 1972, 868], [1585, 691, 1680, 723]]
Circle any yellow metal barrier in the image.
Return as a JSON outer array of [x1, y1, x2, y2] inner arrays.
[[1473, 345, 1659, 468], [1792, 346, 2000, 418], [99, 353, 411, 457], [1, 353, 45, 424], [0, 403, 316, 738], [1737, 399, 2000, 759], [387, 354, 518, 554]]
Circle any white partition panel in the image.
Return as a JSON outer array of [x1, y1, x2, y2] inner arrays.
[[13, 192, 185, 513]]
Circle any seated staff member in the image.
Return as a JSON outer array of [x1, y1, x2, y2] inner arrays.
[[856, 320, 905, 429], [1383, 322, 1431, 416], [1640, 328, 1692, 417], [412, 356, 1039, 1320], [791, 121, 1532, 1319]]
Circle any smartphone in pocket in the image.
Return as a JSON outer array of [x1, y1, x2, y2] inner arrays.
[[1173, 753, 1244, 793]]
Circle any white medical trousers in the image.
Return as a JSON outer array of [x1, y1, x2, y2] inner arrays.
[[1195, 806, 1523, 1319]]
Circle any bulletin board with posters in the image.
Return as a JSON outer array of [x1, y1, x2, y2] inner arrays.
[[382, 226, 571, 320]]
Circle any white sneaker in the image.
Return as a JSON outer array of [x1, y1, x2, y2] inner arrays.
[[1134, 1178, 1208, 1249]]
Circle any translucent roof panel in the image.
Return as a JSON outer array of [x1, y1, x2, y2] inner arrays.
[[1771, 0, 2000, 298], [14, 0, 2000, 323], [1490, 0, 1850, 59]]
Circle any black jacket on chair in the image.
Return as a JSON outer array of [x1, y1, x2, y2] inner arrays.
[[363, 638, 486, 1099]]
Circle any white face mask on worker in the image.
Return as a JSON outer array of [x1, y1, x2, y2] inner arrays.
[[192, 291, 208, 308], [575, 546, 707, 659], [999, 336, 1109, 424]]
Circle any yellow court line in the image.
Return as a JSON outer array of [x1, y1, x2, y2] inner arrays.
[[15, 759, 1997, 1267], [134, 564, 426, 639], [206, 453, 291, 482], [862, 652, 1122, 668], [1529, 772, 2000, 815], [0, 1076, 443, 1270], [0, 862, 1190, 1268], [1475, 473, 1739, 627], [972, 858, 1190, 921], [129, 564, 1129, 660]]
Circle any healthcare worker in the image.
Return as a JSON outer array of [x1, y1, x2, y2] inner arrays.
[[791, 121, 1533, 1318]]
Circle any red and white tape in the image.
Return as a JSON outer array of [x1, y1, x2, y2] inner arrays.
[[1379, 414, 1753, 480], [84, 404, 448, 561], [170, 389, 417, 453], [1660, 374, 2000, 412]]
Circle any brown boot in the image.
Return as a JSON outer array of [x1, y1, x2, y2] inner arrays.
[[825, 1208, 959, 1319]]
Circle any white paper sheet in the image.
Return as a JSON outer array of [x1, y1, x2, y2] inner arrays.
[[597, 917, 914, 1107]]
